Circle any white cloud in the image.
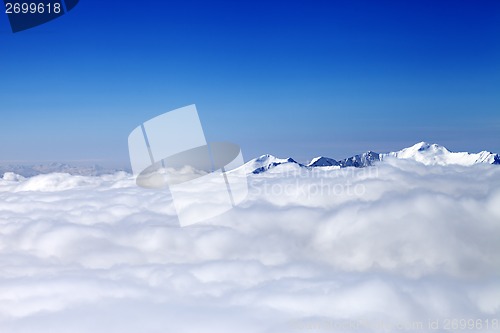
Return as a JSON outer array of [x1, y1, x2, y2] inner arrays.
[[1, 161, 500, 332]]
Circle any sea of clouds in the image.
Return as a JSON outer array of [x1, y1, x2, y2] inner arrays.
[[1, 158, 500, 333]]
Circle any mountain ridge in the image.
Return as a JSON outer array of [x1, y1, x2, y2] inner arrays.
[[246, 142, 500, 174], [2, 142, 499, 177]]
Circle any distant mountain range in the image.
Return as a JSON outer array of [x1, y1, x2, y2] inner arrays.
[[245, 142, 500, 174], [1, 142, 499, 178], [0, 162, 126, 178]]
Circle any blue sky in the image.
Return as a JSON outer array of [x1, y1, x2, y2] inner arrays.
[[1, 0, 499, 166]]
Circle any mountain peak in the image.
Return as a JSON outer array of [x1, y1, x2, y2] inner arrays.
[[244, 155, 301, 174], [308, 156, 339, 167], [410, 141, 444, 151], [255, 154, 276, 162], [414, 141, 431, 149]]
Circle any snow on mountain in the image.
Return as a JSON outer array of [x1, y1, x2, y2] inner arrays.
[[243, 154, 302, 174], [245, 150, 382, 174], [338, 151, 380, 168], [242, 142, 499, 175], [308, 152, 380, 169], [381, 142, 500, 166], [307, 156, 339, 167]]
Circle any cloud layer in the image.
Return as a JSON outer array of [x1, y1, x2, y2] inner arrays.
[[1, 160, 500, 332]]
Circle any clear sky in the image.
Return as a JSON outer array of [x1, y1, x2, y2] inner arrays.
[[1, 0, 499, 167]]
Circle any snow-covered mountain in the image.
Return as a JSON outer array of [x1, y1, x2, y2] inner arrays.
[[243, 154, 302, 174], [338, 151, 380, 168], [307, 151, 380, 168], [380, 142, 500, 166], [307, 156, 339, 167], [245, 142, 499, 174]]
